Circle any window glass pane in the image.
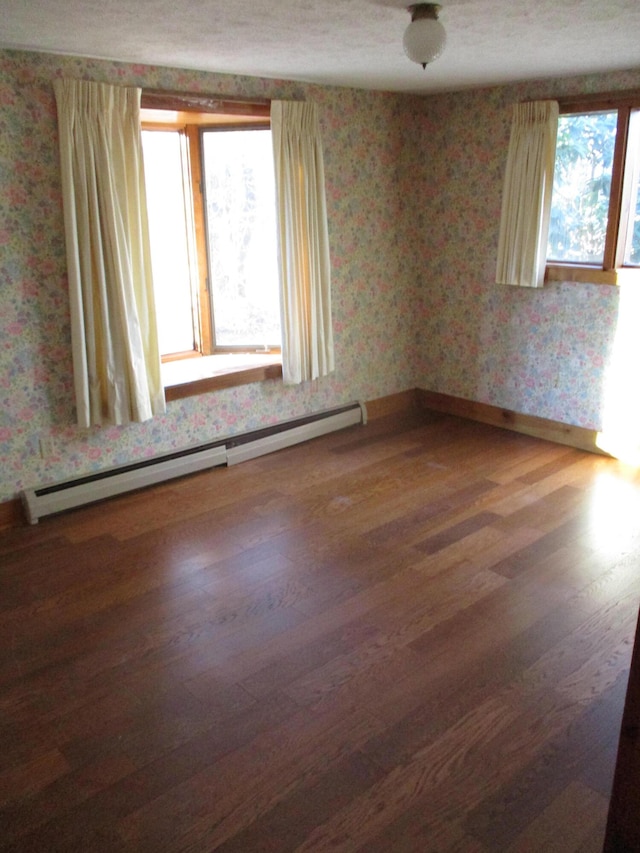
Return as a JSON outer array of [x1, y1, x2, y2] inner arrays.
[[547, 111, 618, 265], [142, 130, 196, 356], [623, 110, 640, 266], [202, 129, 280, 349]]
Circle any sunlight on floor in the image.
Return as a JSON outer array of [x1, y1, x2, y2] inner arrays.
[[597, 274, 640, 465], [589, 470, 640, 555]]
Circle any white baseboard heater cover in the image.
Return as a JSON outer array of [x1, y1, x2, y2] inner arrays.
[[21, 401, 366, 524]]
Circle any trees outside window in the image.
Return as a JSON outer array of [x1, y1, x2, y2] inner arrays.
[[547, 111, 617, 265], [546, 96, 640, 283]]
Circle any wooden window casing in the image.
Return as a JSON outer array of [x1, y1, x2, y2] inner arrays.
[[140, 91, 273, 360], [545, 90, 640, 286]]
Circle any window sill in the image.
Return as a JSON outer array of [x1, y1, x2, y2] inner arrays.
[[545, 264, 620, 286], [545, 265, 640, 286], [163, 353, 282, 402]]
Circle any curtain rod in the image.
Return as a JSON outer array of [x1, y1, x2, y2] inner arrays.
[[141, 89, 271, 116]]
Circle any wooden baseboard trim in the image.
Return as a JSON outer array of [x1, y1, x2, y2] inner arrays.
[[0, 389, 604, 533], [417, 389, 606, 456], [0, 498, 24, 531], [365, 389, 421, 420]]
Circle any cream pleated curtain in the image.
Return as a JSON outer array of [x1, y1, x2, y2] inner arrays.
[[496, 100, 559, 288], [54, 78, 165, 427], [271, 101, 334, 384]]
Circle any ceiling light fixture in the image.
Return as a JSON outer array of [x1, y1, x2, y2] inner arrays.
[[403, 4, 446, 69]]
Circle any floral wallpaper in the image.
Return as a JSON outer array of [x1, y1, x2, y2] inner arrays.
[[0, 50, 419, 503], [411, 70, 640, 430], [1, 46, 639, 505]]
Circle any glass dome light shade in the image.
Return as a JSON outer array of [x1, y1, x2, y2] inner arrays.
[[403, 17, 446, 68]]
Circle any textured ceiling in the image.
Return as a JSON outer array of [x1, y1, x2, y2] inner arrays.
[[1, 0, 639, 93]]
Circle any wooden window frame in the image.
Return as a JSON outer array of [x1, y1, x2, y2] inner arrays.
[[197, 122, 280, 355], [545, 90, 640, 287], [140, 90, 280, 360]]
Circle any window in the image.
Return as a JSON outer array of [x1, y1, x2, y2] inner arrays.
[[140, 100, 281, 361], [547, 111, 617, 266], [201, 128, 280, 350], [546, 94, 640, 285]]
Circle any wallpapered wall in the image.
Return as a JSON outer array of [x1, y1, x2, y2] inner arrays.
[[1, 49, 639, 505], [412, 69, 640, 428], [0, 50, 420, 503]]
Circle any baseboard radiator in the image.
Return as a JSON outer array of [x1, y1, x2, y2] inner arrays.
[[21, 402, 367, 524]]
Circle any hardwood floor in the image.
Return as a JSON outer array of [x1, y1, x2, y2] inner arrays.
[[1, 409, 639, 852]]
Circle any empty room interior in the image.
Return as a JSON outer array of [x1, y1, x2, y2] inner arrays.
[[1, 1, 640, 850]]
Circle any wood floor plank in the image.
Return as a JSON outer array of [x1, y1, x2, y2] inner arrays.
[[117, 703, 384, 851], [506, 781, 609, 852], [463, 670, 629, 850], [211, 750, 385, 853], [1, 690, 301, 847]]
